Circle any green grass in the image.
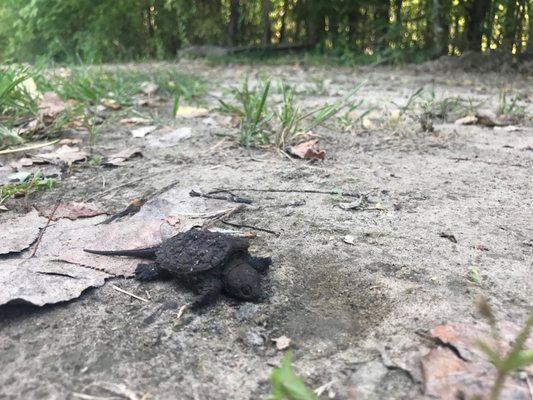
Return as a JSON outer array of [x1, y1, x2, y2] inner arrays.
[[0, 65, 38, 120], [0, 171, 57, 205], [268, 352, 316, 400], [218, 77, 272, 147]]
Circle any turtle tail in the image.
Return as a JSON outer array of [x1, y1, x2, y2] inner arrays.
[[84, 247, 158, 259]]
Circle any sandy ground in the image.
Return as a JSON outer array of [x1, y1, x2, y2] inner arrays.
[[0, 61, 532, 399]]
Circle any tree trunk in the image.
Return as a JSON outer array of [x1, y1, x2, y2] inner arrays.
[[526, 0, 533, 56], [502, 0, 518, 52], [431, 0, 451, 55], [374, 1, 390, 49], [279, 0, 288, 43], [261, 0, 271, 45], [228, 0, 240, 46], [464, 0, 490, 52]]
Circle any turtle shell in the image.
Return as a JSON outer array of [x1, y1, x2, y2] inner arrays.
[[155, 229, 249, 274]]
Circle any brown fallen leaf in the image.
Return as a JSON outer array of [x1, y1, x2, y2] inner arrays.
[[131, 125, 157, 138], [175, 106, 209, 119], [101, 98, 121, 110], [58, 138, 82, 146], [474, 244, 489, 251], [35, 145, 88, 164], [37, 202, 107, 221], [272, 335, 291, 350], [146, 127, 192, 148], [104, 146, 143, 166], [286, 139, 326, 160], [0, 210, 47, 255], [422, 322, 533, 400], [120, 117, 152, 125], [38, 92, 67, 121], [475, 110, 516, 127], [140, 82, 159, 95], [454, 115, 478, 125]]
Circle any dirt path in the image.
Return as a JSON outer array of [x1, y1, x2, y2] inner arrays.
[[0, 61, 532, 399]]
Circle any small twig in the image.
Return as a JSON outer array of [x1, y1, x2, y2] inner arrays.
[[203, 204, 245, 228], [0, 139, 60, 155], [449, 157, 526, 168], [111, 285, 149, 302], [220, 187, 362, 198], [315, 380, 335, 397], [222, 220, 280, 236], [29, 200, 61, 258], [190, 189, 252, 204]]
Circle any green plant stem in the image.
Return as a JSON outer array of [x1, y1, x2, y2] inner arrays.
[[490, 371, 506, 400], [0, 139, 59, 155]]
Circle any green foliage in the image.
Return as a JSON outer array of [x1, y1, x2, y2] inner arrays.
[[0, 171, 57, 205], [219, 78, 272, 147], [0, 1, 530, 64], [268, 352, 317, 400]]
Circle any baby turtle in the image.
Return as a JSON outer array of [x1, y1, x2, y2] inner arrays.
[[84, 229, 271, 308]]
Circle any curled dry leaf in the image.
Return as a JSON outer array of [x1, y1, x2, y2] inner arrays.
[[38, 92, 67, 121], [0, 209, 47, 255], [146, 127, 192, 148], [35, 145, 88, 164], [101, 98, 121, 110], [131, 125, 157, 138], [104, 146, 143, 166], [140, 82, 159, 95], [174, 106, 209, 119], [37, 202, 107, 221], [286, 139, 326, 160], [272, 335, 291, 351], [120, 117, 152, 125], [454, 115, 478, 125], [475, 110, 516, 127]]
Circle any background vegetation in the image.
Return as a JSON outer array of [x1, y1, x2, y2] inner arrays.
[[0, 0, 531, 64]]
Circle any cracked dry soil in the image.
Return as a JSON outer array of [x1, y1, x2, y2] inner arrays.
[[0, 61, 532, 399]]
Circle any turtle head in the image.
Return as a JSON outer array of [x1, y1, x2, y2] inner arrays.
[[224, 260, 263, 302]]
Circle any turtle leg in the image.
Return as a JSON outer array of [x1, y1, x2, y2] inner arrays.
[[190, 276, 223, 309], [135, 263, 171, 281], [247, 255, 272, 274]]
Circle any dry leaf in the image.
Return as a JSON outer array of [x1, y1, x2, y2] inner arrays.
[[140, 82, 159, 95], [475, 110, 514, 127], [131, 125, 157, 138], [0, 210, 47, 255], [38, 92, 66, 120], [147, 127, 192, 148], [422, 322, 533, 400], [37, 202, 107, 221], [105, 146, 143, 166], [494, 125, 520, 132], [454, 115, 478, 125], [287, 139, 326, 160], [120, 117, 152, 125], [58, 138, 82, 146], [165, 215, 181, 226], [272, 335, 291, 350], [101, 98, 121, 110], [36, 145, 88, 164], [0, 259, 109, 306], [175, 106, 209, 119]]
